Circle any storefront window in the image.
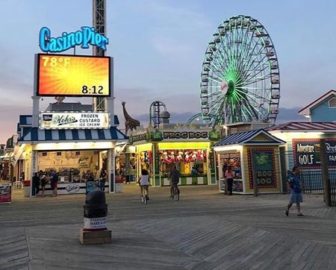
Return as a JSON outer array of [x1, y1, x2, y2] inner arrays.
[[219, 152, 241, 178], [159, 149, 207, 177], [219, 152, 243, 192], [37, 150, 104, 183], [140, 151, 152, 172]]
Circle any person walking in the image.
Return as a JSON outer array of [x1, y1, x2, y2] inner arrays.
[[224, 166, 234, 195], [50, 171, 59, 197], [169, 165, 180, 198], [40, 172, 47, 197], [32, 172, 40, 196], [285, 166, 304, 216], [99, 169, 107, 191], [138, 168, 150, 201]]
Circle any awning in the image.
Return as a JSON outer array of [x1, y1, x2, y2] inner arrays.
[[11, 144, 25, 166], [18, 127, 128, 143], [2, 152, 13, 161]]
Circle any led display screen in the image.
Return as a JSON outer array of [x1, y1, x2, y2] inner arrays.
[[36, 54, 111, 96]]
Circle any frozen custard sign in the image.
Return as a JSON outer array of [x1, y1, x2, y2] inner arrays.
[[40, 112, 109, 129], [39, 27, 109, 52]]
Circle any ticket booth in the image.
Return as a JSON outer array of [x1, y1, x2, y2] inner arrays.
[[214, 129, 285, 194]]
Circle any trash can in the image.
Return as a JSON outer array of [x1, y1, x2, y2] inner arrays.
[[83, 190, 108, 231], [23, 180, 31, 197]]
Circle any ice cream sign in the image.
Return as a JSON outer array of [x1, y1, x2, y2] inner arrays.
[[40, 112, 110, 129], [39, 26, 109, 52]]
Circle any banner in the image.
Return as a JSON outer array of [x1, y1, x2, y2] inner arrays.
[[293, 139, 336, 167], [40, 112, 109, 129], [250, 149, 276, 188], [0, 184, 12, 203]]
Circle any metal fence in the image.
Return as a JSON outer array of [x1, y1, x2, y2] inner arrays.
[[280, 150, 336, 206]]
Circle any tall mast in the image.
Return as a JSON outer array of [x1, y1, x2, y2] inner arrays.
[[93, 0, 106, 112]]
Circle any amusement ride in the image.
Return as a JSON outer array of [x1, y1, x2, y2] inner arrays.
[[199, 15, 280, 127]]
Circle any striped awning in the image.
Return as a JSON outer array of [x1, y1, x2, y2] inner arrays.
[[18, 127, 128, 143]]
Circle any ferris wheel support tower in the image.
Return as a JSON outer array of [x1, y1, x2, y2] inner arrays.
[[93, 0, 109, 113]]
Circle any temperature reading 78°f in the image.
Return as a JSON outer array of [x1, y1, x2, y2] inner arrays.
[[82, 85, 104, 95], [42, 56, 70, 67]]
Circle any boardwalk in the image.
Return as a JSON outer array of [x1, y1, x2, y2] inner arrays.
[[1, 185, 336, 270]]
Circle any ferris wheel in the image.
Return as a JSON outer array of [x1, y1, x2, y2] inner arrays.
[[200, 15, 280, 127]]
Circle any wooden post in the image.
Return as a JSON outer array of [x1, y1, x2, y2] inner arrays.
[[253, 170, 258, 197], [319, 139, 331, 206], [251, 150, 258, 197]]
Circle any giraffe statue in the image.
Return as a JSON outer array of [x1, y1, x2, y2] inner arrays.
[[122, 101, 140, 134]]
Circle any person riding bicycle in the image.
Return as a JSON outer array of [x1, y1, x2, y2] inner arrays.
[[138, 168, 150, 201], [169, 165, 180, 198]]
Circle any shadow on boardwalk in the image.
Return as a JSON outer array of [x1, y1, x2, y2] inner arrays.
[[1, 184, 336, 270]]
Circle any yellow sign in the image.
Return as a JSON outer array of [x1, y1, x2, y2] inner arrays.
[[36, 54, 110, 96]]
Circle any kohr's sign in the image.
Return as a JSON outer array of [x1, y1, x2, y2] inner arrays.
[[39, 27, 109, 53], [40, 112, 109, 129]]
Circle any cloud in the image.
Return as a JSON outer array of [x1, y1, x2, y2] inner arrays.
[[132, 0, 211, 30], [0, 104, 31, 143], [128, 0, 212, 59], [151, 36, 192, 56], [276, 107, 306, 123]]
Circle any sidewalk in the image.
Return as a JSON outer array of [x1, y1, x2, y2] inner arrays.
[[1, 185, 336, 269]]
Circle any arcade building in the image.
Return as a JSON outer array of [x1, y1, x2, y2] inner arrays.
[[127, 126, 220, 187]]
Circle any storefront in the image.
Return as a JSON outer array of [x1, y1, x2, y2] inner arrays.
[[128, 128, 220, 186], [11, 26, 129, 197], [17, 125, 127, 196], [214, 129, 285, 194], [267, 121, 336, 191]]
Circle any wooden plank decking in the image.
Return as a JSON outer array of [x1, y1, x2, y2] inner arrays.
[[0, 185, 336, 269]]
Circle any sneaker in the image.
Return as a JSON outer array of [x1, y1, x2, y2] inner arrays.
[[285, 210, 289, 216], [297, 213, 304, 216]]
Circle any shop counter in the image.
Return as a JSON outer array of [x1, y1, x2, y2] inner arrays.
[[219, 178, 244, 193], [162, 175, 208, 186], [42, 182, 108, 195]]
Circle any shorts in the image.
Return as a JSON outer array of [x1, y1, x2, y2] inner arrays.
[[289, 192, 303, 204]]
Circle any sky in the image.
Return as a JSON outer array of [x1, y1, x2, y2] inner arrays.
[[1, 0, 336, 143]]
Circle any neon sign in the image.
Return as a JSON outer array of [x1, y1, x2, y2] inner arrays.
[[39, 27, 109, 52]]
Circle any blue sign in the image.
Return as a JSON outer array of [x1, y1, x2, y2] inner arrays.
[[39, 27, 109, 53]]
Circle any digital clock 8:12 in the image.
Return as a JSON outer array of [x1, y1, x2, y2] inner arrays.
[[82, 85, 104, 95]]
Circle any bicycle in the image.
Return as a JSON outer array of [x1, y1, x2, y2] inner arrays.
[[170, 183, 180, 201], [140, 185, 149, 204]]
